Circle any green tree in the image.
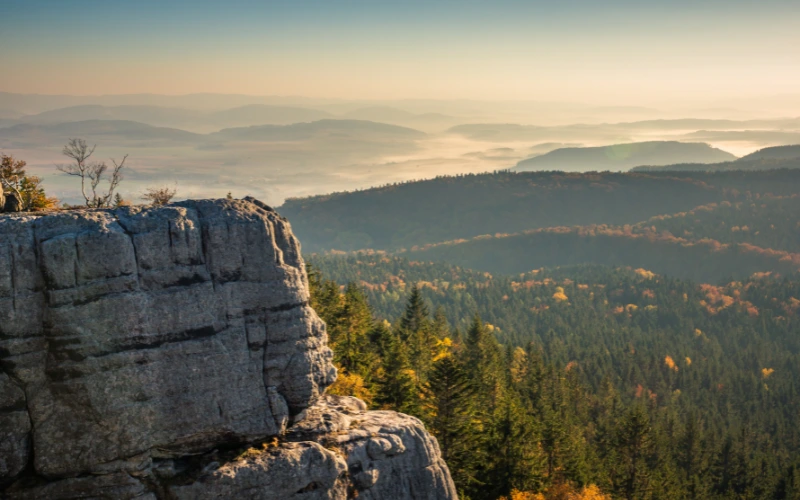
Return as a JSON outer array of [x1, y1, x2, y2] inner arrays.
[[424, 354, 482, 492], [332, 283, 374, 375], [1, 153, 59, 211], [376, 334, 419, 415], [613, 405, 653, 500]]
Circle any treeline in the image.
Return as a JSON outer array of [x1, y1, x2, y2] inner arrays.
[[639, 196, 800, 253], [280, 170, 800, 252], [310, 261, 800, 499], [632, 157, 800, 173]]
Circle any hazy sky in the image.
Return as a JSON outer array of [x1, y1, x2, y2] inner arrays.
[[1, 0, 798, 104]]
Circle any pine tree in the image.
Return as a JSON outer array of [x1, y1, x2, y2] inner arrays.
[[376, 333, 419, 415], [400, 284, 430, 338], [464, 314, 503, 409], [613, 405, 653, 500], [676, 411, 709, 499], [484, 392, 544, 499], [333, 283, 374, 375], [432, 306, 450, 339], [399, 285, 437, 383], [424, 354, 482, 492]]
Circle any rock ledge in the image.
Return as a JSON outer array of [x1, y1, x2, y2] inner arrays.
[[0, 199, 456, 499]]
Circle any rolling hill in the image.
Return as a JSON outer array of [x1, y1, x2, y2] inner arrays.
[[632, 144, 800, 172], [342, 106, 459, 131], [207, 105, 333, 128], [681, 130, 800, 144], [515, 141, 736, 172], [19, 105, 202, 127], [17, 104, 335, 132], [279, 170, 800, 253], [0, 120, 203, 147], [738, 144, 800, 161], [210, 119, 426, 142]]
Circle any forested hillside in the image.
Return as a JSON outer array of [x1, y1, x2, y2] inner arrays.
[[393, 195, 800, 280], [280, 170, 800, 253], [308, 257, 800, 499], [632, 145, 800, 172]]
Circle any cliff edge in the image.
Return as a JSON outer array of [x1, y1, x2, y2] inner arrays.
[[0, 198, 457, 499]]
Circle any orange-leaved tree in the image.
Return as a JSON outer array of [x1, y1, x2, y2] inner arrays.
[[1, 153, 59, 211]]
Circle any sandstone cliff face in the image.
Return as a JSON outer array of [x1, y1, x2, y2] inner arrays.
[[0, 199, 456, 499]]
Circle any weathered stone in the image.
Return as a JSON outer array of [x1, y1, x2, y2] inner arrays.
[[168, 442, 347, 500], [4, 472, 153, 500], [0, 199, 456, 499], [0, 199, 335, 479], [0, 372, 31, 481], [288, 396, 458, 500]]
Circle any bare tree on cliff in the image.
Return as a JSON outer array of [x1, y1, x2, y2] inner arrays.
[[57, 138, 127, 208]]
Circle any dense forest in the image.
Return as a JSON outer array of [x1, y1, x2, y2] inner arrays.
[[289, 164, 800, 498], [395, 194, 800, 281], [308, 257, 800, 499], [397, 222, 800, 282], [280, 169, 800, 253]]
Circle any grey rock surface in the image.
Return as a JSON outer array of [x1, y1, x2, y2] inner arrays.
[[0, 199, 335, 479], [0, 199, 456, 499], [290, 395, 459, 500], [167, 441, 347, 500]]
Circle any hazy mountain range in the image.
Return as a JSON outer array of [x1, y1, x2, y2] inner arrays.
[[515, 141, 737, 172], [631, 144, 800, 172], [2, 91, 799, 206]]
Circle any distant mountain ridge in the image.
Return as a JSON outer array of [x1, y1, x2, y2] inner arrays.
[[0, 120, 203, 147], [15, 104, 335, 132], [0, 118, 426, 148], [632, 144, 800, 172], [515, 141, 736, 172], [210, 119, 426, 141], [739, 144, 800, 161]]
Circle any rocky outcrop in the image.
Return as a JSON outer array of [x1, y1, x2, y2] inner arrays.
[[0, 198, 456, 499], [286, 396, 458, 500]]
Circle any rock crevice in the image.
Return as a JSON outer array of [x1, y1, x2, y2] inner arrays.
[[0, 198, 456, 499]]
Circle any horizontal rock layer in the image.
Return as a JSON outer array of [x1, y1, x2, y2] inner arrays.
[[4, 396, 457, 499]]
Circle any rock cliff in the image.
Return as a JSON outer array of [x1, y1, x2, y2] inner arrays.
[[0, 198, 457, 499]]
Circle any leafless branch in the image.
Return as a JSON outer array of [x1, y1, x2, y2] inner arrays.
[[55, 139, 127, 208]]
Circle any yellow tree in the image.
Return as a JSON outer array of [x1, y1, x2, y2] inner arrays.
[[1, 154, 59, 211]]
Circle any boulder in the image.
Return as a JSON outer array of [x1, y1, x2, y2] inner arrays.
[[0, 199, 456, 499]]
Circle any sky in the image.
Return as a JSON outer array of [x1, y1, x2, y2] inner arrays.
[[1, 0, 799, 105]]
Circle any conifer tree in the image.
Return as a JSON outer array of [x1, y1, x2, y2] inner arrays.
[[376, 333, 419, 415], [464, 314, 503, 409], [484, 392, 544, 499], [613, 405, 653, 500], [400, 284, 430, 336], [399, 285, 437, 383], [424, 354, 481, 492], [333, 283, 373, 375]]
